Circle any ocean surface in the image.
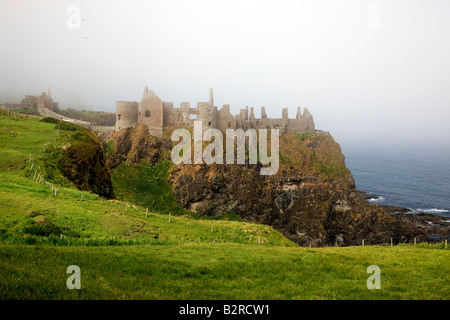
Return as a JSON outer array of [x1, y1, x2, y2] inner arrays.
[[343, 146, 450, 218]]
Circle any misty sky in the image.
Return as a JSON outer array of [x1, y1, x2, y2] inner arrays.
[[1, 0, 449, 151]]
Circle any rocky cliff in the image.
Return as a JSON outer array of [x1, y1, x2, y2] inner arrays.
[[106, 123, 171, 169], [40, 117, 114, 198], [107, 127, 427, 246]]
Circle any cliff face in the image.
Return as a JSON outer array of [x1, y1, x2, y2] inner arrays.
[[168, 132, 426, 246], [106, 123, 171, 169], [40, 117, 114, 198], [107, 127, 426, 246]]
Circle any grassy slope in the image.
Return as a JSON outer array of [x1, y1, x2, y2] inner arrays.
[[0, 113, 293, 246], [0, 112, 449, 300]]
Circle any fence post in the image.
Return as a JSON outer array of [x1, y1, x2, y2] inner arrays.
[[446, 239, 448, 249], [414, 237, 416, 246], [362, 239, 364, 247], [391, 238, 393, 247]]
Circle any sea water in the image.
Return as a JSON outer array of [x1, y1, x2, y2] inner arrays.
[[343, 145, 450, 218]]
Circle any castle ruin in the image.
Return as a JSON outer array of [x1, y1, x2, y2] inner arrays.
[[115, 87, 315, 137], [21, 88, 59, 112]]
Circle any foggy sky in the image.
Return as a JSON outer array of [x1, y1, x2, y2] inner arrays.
[[1, 0, 449, 152]]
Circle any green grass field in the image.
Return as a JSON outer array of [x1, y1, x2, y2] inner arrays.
[[0, 111, 449, 300], [1, 244, 448, 300]]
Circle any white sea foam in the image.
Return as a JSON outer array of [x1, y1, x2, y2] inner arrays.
[[416, 208, 450, 214], [368, 196, 384, 203]]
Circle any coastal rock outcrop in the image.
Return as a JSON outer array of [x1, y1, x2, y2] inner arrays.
[[168, 132, 427, 246], [40, 117, 114, 198], [108, 126, 426, 246], [106, 123, 171, 169]]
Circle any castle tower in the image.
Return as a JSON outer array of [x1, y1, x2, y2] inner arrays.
[[116, 101, 138, 131], [138, 88, 164, 138], [47, 87, 51, 98]]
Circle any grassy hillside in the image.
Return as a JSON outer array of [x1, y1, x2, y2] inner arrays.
[[0, 111, 448, 300], [0, 112, 293, 246]]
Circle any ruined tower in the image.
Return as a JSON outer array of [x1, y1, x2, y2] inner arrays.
[[115, 101, 138, 131], [138, 88, 164, 138]]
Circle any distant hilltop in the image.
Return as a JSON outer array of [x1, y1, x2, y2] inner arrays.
[[116, 87, 315, 138]]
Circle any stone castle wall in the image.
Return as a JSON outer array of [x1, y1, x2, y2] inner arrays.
[[115, 87, 316, 138], [36, 98, 91, 128], [137, 88, 164, 138]]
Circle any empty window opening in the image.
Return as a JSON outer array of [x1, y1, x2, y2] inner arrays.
[[145, 110, 150, 117]]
